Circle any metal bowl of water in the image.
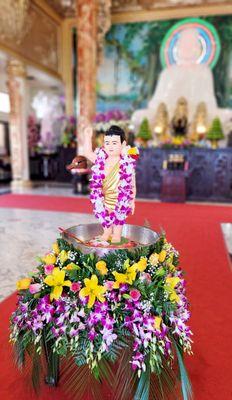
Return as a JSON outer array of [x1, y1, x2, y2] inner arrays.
[[61, 223, 159, 256]]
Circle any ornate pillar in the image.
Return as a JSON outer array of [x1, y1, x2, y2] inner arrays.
[[6, 59, 31, 188], [76, 0, 97, 153]]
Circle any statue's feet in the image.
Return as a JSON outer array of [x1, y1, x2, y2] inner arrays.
[[110, 235, 121, 244], [95, 234, 112, 242]]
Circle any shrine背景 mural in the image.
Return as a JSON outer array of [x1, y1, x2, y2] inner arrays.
[[96, 15, 232, 113]]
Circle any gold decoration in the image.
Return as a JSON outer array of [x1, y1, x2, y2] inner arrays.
[[0, 2, 60, 75], [171, 97, 188, 137], [6, 59, 26, 79], [112, 0, 232, 13], [153, 102, 170, 142], [46, 0, 76, 17], [190, 102, 208, 142], [0, 0, 30, 44]]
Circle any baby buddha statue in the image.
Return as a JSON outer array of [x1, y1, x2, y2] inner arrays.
[[70, 122, 139, 244]]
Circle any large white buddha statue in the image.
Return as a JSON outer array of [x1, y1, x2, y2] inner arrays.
[[132, 28, 231, 134]]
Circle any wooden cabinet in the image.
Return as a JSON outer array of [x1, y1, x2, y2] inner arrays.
[[161, 170, 186, 203]]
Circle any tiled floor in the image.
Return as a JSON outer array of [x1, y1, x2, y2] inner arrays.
[[12, 182, 78, 198], [0, 208, 96, 301]]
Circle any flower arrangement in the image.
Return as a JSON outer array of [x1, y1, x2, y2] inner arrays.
[[27, 114, 40, 156], [89, 146, 139, 228], [94, 109, 130, 132], [10, 234, 193, 400], [160, 136, 194, 149], [60, 115, 77, 148]]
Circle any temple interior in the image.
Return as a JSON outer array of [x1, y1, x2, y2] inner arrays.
[[0, 2, 231, 400]]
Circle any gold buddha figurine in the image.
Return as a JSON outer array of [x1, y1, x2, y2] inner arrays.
[[171, 97, 189, 137], [153, 102, 170, 142], [190, 102, 208, 142]]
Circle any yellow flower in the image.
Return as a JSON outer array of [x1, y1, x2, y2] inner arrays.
[[154, 316, 162, 331], [59, 250, 69, 264], [169, 264, 176, 272], [63, 263, 79, 271], [136, 258, 147, 272], [44, 267, 71, 301], [96, 261, 108, 276], [52, 242, 60, 255], [169, 291, 180, 303], [79, 274, 106, 308], [165, 277, 181, 303], [16, 278, 31, 291], [43, 253, 56, 265], [112, 265, 137, 288], [149, 253, 159, 266], [158, 250, 167, 263], [128, 147, 139, 156], [112, 272, 127, 288], [126, 265, 137, 284], [165, 253, 175, 272], [166, 277, 180, 287]]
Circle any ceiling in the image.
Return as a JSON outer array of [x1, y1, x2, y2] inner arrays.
[[46, 0, 76, 17], [46, 0, 232, 18]]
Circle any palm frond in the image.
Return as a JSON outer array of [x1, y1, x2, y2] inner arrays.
[[60, 356, 113, 400], [112, 343, 137, 400], [14, 334, 25, 369], [31, 347, 42, 393], [42, 332, 60, 386], [134, 364, 150, 400], [174, 342, 193, 400], [149, 361, 180, 400]]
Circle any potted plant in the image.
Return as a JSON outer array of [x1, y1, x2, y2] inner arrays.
[[206, 117, 224, 149], [137, 118, 153, 147]]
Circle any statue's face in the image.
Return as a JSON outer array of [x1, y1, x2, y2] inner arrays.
[[104, 134, 125, 157]]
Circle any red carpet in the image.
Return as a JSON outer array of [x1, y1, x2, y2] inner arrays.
[[0, 193, 232, 400]]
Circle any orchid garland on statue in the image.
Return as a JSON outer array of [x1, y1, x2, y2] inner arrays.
[[10, 234, 193, 400], [89, 146, 139, 228]]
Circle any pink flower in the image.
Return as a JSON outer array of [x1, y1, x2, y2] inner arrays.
[[44, 264, 54, 275], [70, 282, 81, 292], [141, 273, 152, 283], [130, 289, 141, 301], [105, 281, 114, 291], [29, 283, 42, 294]]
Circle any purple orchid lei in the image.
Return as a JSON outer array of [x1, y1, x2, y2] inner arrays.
[[89, 147, 136, 228]]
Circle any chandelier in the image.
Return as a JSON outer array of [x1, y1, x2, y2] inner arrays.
[[0, 0, 30, 44]]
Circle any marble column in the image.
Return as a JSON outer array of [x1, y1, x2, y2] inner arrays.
[[76, 0, 97, 153], [6, 59, 31, 188]]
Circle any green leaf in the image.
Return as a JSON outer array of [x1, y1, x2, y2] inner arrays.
[[134, 362, 150, 400], [122, 294, 131, 299], [174, 342, 193, 400], [111, 343, 137, 400], [14, 334, 25, 369]]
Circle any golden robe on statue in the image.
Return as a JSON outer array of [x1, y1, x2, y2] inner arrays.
[[102, 161, 120, 212]]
